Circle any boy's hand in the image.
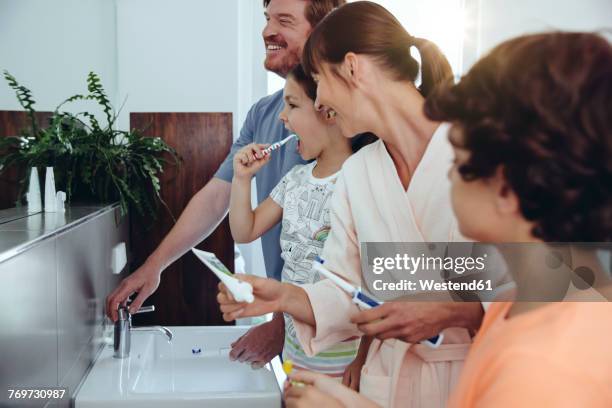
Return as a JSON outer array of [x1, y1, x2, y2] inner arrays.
[[233, 143, 271, 179]]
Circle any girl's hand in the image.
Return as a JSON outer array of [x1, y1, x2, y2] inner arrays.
[[284, 370, 380, 408], [217, 274, 286, 320], [342, 335, 372, 391], [233, 143, 271, 179], [342, 352, 366, 391]]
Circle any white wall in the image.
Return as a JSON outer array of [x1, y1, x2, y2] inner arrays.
[[115, 0, 269, 135], [237, 0, 269, 280], [463, 0, 612, 72], [235, 0, 274, 280], [115, 0, 270, 277], [354, 0, 612, 80], [115, 0, 239, 131], [238, 0, 269, 125], [0, 0, 118, 122]]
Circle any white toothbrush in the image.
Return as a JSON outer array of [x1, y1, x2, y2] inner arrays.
[[313, 257, 444, 348], [263, 134, 297, 155]]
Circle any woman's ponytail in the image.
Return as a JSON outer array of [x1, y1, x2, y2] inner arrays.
[[412, 37, 454, 97], [302, 2, 454, 99]]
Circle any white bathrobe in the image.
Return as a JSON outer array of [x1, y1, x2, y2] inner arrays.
[[293, 124, 473, 408]]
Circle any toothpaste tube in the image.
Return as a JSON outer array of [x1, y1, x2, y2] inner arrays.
[[192, 248, 254, 303]]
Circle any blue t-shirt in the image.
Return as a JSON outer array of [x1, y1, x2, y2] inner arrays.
[[215, 89, 306, 281]]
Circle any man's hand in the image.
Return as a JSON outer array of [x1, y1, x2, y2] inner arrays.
[[229, 313, 285, 367], [350, 302, 483, 343], [284, 370, 380, 408], [106, 260, 161, 321]]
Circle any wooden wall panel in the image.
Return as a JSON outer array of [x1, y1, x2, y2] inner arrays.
[[129, 112, 234, 326], [0, 111, 52, 210]]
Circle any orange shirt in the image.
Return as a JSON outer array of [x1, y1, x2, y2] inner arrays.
[[449, 301, 612, 407]]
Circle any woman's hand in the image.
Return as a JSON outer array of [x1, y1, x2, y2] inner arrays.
[[217, 274, 286, 321], [233, 143, 271, 179], [284, 370, 380, 408], [217, 275, 317, 325]]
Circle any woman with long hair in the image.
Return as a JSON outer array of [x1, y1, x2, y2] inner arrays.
[[219, 2, 486, 407]]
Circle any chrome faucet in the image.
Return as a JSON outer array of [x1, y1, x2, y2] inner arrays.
[[113, 305, 173, 359]]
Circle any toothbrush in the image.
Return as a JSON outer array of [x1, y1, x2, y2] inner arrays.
[[282, 360, 305, 387], [312, 257, 444, 348], [192, 248, 255, 303], [262, 134, 297, 155]]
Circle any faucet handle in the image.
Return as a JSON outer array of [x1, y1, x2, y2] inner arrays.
[[132, 305, 155, 314], [116, 304, 155, 321]]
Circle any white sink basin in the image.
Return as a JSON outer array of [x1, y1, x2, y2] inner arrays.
[[75, 326, 282, 408]]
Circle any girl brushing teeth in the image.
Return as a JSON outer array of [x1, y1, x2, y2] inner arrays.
[[229, 64, 373, 377]]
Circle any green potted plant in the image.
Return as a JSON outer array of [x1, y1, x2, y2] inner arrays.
[[0, 71, 180, 219]]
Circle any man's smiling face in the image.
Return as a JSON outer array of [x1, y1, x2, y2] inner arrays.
[[263, 0, 313, 78]]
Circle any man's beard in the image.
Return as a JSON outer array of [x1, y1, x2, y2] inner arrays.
[[264, 48, 301, 78]]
